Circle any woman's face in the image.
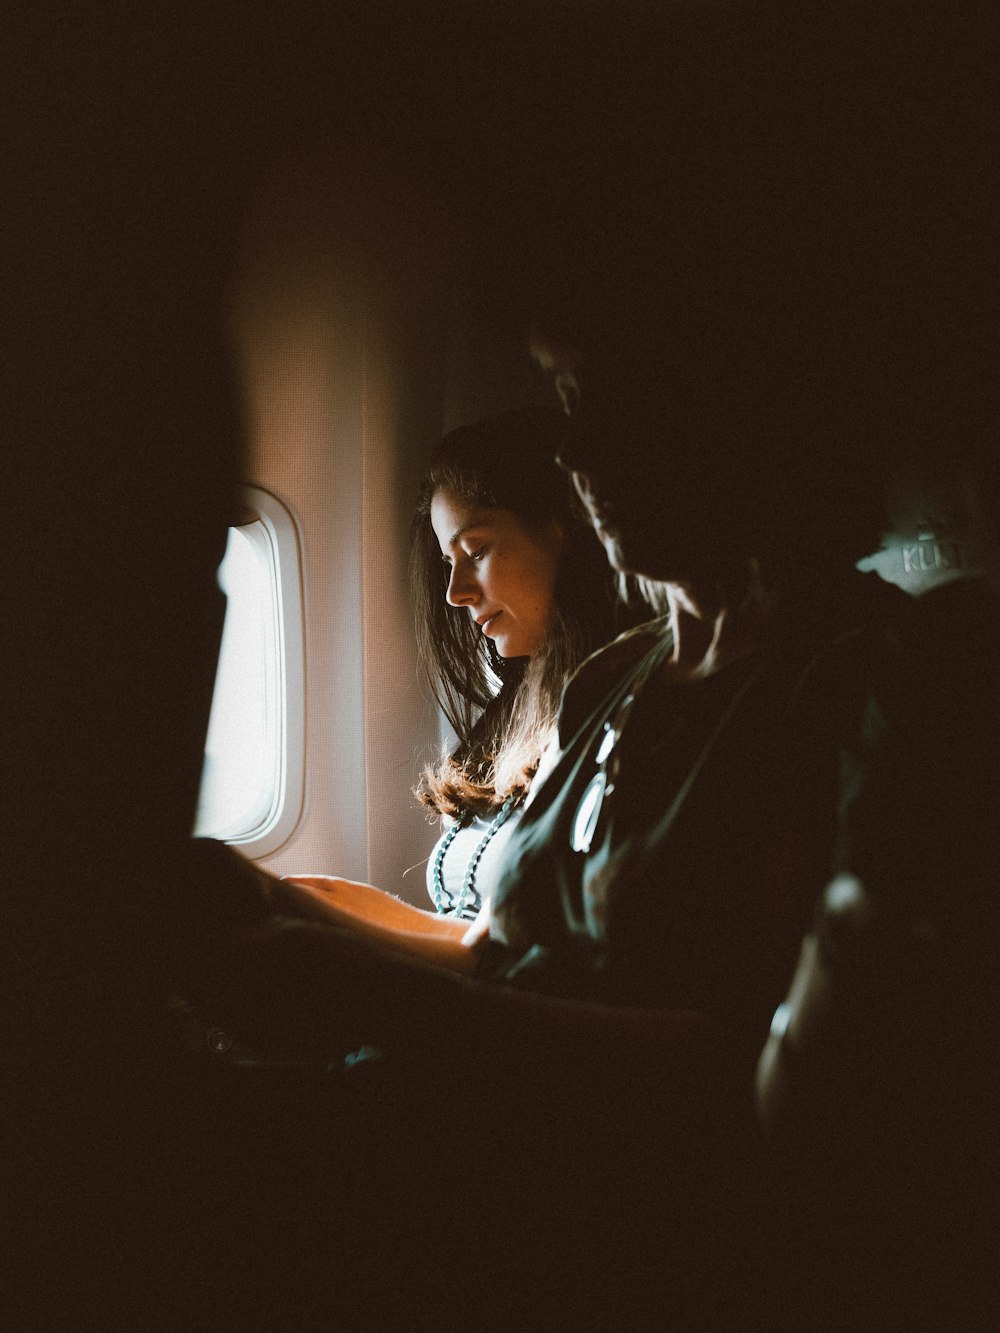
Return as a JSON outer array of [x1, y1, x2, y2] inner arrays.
[[430, 487, 565, 660]]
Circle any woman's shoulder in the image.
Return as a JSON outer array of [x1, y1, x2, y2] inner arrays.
[[559, 615, 671, 743]]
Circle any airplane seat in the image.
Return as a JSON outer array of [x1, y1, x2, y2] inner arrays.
[[755, 465, 1000, 1327]]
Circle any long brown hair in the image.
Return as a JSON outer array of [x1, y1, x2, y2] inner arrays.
[[411, 407, 621, 818]]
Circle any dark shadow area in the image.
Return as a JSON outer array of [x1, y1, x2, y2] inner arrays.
[[6, 4, 998, 1328]]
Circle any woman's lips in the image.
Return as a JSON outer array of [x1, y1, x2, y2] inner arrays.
[[479, 611, 502, 635]]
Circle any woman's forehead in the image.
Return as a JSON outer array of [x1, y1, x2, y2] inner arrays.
[[430, 489, 502, 542]]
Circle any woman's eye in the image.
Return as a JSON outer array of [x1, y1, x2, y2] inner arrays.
[[441, 544, 488, 573]]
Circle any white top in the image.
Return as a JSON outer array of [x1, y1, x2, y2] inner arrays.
[[425, 804, 526, 919], [424, 733, 562, 919]]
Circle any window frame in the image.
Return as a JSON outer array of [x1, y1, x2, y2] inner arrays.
[[196, 485, 306, 856]]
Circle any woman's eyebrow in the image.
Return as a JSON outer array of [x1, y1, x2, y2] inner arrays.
[[447, 524, 487, 549]]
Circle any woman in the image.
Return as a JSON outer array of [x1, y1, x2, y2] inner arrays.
[[280, 407, 627, 962], [412, 407, 628, 919]]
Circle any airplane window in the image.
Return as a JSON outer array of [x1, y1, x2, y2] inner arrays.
[[194, 487, 304, 853]]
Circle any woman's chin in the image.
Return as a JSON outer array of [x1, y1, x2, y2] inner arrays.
[[492, 632, 534, 661]]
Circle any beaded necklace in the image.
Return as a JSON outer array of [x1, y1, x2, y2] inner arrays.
[[431, 793, 520, 918]]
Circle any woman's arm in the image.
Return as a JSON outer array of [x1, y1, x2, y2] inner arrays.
[[272, 876, 478, 974], [284, 876, 469, 937]]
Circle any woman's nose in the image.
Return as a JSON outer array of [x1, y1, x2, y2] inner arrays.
[[445, 563, 479, 607]]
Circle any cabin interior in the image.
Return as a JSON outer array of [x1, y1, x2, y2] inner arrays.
[[7, 4, 997, 1328]]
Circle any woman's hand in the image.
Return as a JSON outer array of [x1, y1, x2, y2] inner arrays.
[[266, 875, 352, 926], [281, 876, 467, 937], [273, 874, 481, 974]]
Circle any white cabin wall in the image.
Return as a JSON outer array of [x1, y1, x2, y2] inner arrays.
[[358, 259, 457, 902], [230, 174, 451, 901]]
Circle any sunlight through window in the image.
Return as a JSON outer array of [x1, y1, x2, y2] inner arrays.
[[193, 488, 304, 852]]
